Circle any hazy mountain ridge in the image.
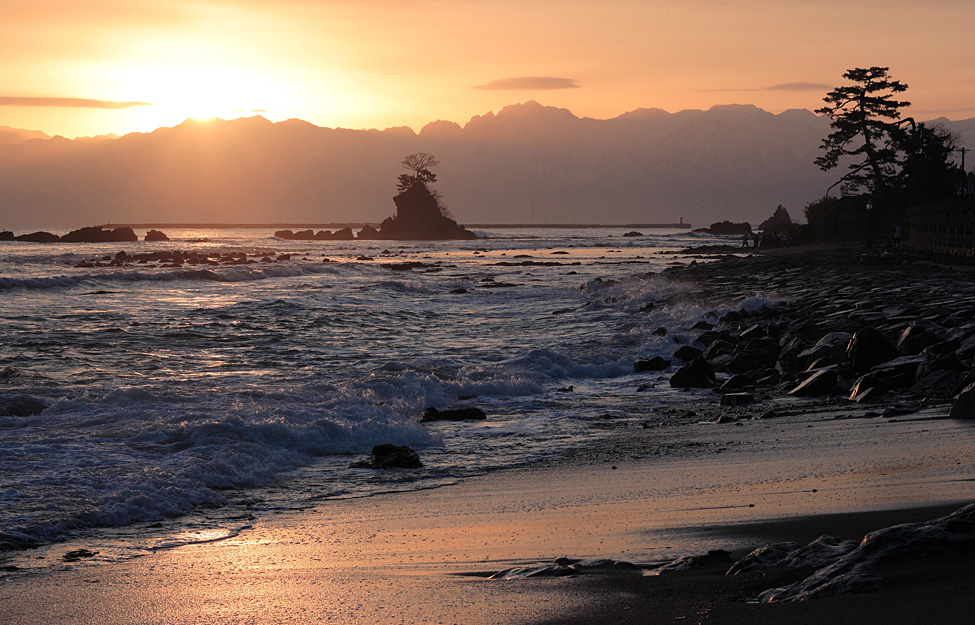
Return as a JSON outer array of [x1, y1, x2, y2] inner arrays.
[[1, 102, 972, 228]]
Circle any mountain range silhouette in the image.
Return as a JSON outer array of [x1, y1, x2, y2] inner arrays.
[[1, 102, 972, 228]]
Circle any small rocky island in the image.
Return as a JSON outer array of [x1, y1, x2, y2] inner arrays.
[[276, 152, 476, 241]]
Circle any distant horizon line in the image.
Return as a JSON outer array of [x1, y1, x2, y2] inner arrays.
[[100, 222, 694, 230]]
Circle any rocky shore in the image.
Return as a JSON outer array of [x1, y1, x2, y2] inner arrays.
[[658, 243, 975, 417]]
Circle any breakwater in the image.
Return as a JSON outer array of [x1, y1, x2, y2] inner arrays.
[[908, 197, 975, 256]]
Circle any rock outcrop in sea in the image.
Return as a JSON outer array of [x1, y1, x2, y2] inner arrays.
[[2, 226, 148, 243], [60, 226, 138, 243], [375, 182, 476, 240]]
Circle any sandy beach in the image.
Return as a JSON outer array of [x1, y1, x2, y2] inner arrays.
[[3, 243, 975, 624]]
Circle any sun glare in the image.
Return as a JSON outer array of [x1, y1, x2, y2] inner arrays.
[[123, 65, 298, 131]]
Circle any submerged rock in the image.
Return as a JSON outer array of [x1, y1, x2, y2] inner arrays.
[[634, 356, 670, 372], [350, 444, 422, 469], [0, 394, 47, 416]]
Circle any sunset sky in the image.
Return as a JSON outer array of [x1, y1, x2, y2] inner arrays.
[[3, 0, 974, 138]]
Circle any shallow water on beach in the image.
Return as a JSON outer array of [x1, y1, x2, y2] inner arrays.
[[0, 226, 743, 559]]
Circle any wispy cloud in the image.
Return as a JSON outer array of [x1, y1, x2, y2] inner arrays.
[[765, 82, 831, 92], [473, 77, 580, 91], [708, 82, 831, 93], [0, 97, 153, 109]]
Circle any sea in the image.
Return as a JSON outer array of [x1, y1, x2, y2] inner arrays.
[[0, 226, 743, 565]]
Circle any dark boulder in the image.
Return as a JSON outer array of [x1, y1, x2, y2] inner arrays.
[[0, 231, 14, 241], [635, 357, 670, 372], [846, 327, 900, 374], [332, 227, 355, 240], [738, 324, 769, 340], [798, 332, 852, 368], [727, 350, 778, 374], [720, 392, 754, 407], [350, 444, 422, 469], [740, 337, 782, 357], [849, 373, 889, 400], [897, 325, 939, 355], [673, 346, 703, 363], [670, 358, 715, 388], [0, 395, 47, 416], [917, 356, 969, 381], [274, 230, 294, 239], [421, 406, 487, 422], [851, 386, 885, 403], [788, 366, 840, 397], [867, 355, 927, 390], [703, 339, 734, 360], [949, 383, 975, 419], [913, 370, 959, 394], [144, 229, 170, 242]]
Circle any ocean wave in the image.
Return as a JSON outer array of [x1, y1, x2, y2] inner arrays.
[[2, 388, 438, 545], [0, 263, 341, 291], [0, 274, 90, 291]]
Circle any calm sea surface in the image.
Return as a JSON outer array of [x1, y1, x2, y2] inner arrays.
[[0, 226, 741, 560]]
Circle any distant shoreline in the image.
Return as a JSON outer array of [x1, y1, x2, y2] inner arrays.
[[101, 222, 692, 230]]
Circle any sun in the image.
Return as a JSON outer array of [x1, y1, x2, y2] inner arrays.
[[123, 65, 298, 131]]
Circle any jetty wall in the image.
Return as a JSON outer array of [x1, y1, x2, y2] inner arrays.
[[908, 197, 975, 256]]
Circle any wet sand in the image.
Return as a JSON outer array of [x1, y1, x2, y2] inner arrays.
[[2, 399, 973, 624], [3, 243, 975, 624]]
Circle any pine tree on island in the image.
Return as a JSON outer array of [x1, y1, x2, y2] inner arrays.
[[374, 152, 476, 240]]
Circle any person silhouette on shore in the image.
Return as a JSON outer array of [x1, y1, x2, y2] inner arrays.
[[893, 224, 903, 249]]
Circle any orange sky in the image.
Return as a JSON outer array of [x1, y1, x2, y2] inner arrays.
[[3, 0, 974, 138]]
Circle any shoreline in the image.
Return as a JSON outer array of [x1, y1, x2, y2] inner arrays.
[[4, 242, 975, 623], [2, 396, 972, 623]]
